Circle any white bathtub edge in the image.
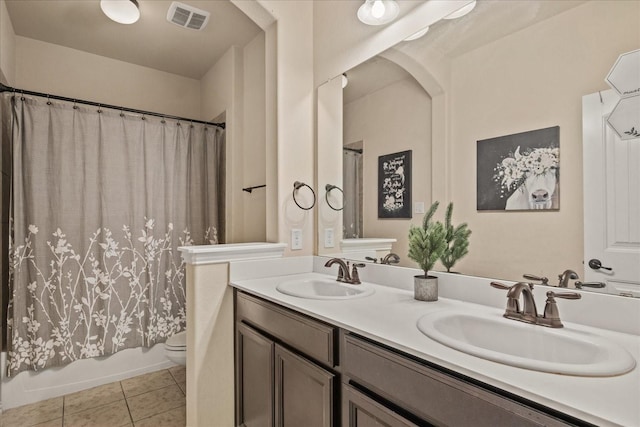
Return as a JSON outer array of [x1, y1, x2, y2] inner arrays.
[[1, 344, 175, 410]]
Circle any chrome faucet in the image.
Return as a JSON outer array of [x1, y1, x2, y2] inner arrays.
[[324, 258, 364, 284], [491, 282, 581, 328], [381, 253, 400, 265], [558, 269, 579, 288]]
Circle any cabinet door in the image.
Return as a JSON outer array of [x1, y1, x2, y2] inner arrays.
[[342, 384, 419, 427], [236, 322, 274, 427], [275, 344, 335, 427]]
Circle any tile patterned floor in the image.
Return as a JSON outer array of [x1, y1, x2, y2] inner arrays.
[[1, 366, 186, 427]]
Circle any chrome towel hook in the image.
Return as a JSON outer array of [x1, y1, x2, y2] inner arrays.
[[293, 181, 316, 210], [325, 184, 344, 211]]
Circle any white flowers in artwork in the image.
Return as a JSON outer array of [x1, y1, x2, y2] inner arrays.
[[8, 219, 218, 376], [494, 146, 559, 195]]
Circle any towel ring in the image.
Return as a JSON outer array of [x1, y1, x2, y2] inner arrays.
[[325, 184, 344, 211], [293, 181, 316, 210]]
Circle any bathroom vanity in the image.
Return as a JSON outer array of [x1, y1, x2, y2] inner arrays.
[[230, 258, 640, 427], [235, 290, 574, 427]]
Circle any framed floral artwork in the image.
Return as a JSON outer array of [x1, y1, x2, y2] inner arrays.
[[378, 150, 412, 218], [477, 126, 560, 211]]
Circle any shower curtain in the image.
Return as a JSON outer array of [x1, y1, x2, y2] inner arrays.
[[4, 94, 224, 376], [343, 149, 363, 238]]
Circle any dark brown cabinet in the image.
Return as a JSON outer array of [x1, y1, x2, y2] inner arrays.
[[341, 334, 573, 427], [342, 384, 418, 427], [235, 291, 338, 427], [236, 322, 274, 427], [275, 344, 335, 427], [235, 290, 581, 427]]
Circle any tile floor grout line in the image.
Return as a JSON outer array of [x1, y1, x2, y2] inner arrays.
[[120, 379, 136, 427]]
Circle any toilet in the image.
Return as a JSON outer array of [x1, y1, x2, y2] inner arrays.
[[164, 330, 186, 366]]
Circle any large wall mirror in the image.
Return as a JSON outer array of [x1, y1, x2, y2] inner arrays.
[[316, 0, 640, 296]]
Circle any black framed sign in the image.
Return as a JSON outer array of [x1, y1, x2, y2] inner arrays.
[[378, 150, 412, 219]]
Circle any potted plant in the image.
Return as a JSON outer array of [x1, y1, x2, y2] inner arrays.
[[440, 202, 471, 273], [408, 201, 447, 301]]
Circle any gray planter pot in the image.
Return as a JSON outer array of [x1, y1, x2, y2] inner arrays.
[[414, 275, 438, 301]]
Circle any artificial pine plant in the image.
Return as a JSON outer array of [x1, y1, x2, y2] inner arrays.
[[408, 201, 447, 278], [440, 202, 471, 273]]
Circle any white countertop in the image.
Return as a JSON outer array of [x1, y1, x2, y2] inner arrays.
[[230, 270, 640, 426]]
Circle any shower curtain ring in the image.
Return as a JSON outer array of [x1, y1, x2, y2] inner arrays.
[[161, 117, 166, 124], [46, 94, 52, 106], [73, 100, 78, 110], [97, 104, 102, 114], [120, 109, 125, 118], [20, 90, 25, 101]]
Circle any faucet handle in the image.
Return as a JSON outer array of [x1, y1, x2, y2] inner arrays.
[[523, 274, 549, 285], [490, 281, 511, 290], [575, 281, 605, 289], [491, 281, 533, 291], [351, 263, 365, 284], [541, 291, 581, 328], [547, 291, 581, 300]]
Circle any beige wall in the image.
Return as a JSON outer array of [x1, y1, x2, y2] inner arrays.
[[447, 0, 640, 281], [200, 33, 267, 244], [242, 33, 267, 242], [0, 0, 15, 85], [317, 76, 344, 255], [15, 37, 201, 118], [254, 0, 315, 256], [344, 77, 432, 266], [202, 46, 244, 244]]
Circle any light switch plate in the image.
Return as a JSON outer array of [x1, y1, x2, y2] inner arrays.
[[325, 228, 335, 248], [291, 229, 303, 250], [415, 202, 425, 214]]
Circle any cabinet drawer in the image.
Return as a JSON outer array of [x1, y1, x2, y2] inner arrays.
[[342, 334, 570, 427], [342, 384, 419, 427], [236, 292, 336, 367]]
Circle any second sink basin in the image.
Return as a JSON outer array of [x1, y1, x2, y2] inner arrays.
[[417, 310, 636, 377], [276, 278, 374, 300]]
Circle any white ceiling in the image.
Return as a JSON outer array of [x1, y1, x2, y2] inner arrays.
[[345, 0, 586, 104], [5, 0, 262, 79], [6, 0, 587, 86]]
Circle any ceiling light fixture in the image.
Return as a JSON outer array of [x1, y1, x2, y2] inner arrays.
[[357, 0, 400, 26], [404, 26, 430, 41], [100, 0, 140, 25], [443, 0, 476, 20]]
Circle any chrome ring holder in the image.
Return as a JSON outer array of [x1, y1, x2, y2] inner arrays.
[[293, 181, 316, 210], [325, 184, 344, 211]]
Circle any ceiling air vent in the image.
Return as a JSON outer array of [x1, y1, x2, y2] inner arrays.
[[167, 2, 210, 31]]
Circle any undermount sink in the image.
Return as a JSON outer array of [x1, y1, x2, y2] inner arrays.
[[276, 278, 375, 300], [417, 310, 636, 377]]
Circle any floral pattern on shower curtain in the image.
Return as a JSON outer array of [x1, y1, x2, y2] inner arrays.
[[5, 94, 225, 376]]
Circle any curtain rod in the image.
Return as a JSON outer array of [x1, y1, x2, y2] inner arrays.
[[343, 147, 363, 154], [0, 83, 225, 129]]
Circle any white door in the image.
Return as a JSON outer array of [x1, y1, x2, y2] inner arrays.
[[583, 90, 640, 296]]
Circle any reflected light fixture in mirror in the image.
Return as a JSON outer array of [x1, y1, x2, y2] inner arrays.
[[404, 26, 430, 41], [100, 0, 141, 25], [357, 0, 400, 26], [443, 0, 476, 20]]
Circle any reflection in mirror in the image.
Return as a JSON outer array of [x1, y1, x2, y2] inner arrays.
[[317, 0, 640, 297], [343, 142, 363, 238], [331, 55, 431, 266]]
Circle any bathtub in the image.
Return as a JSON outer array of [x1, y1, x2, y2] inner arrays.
[[0, 344, 175, 410]]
